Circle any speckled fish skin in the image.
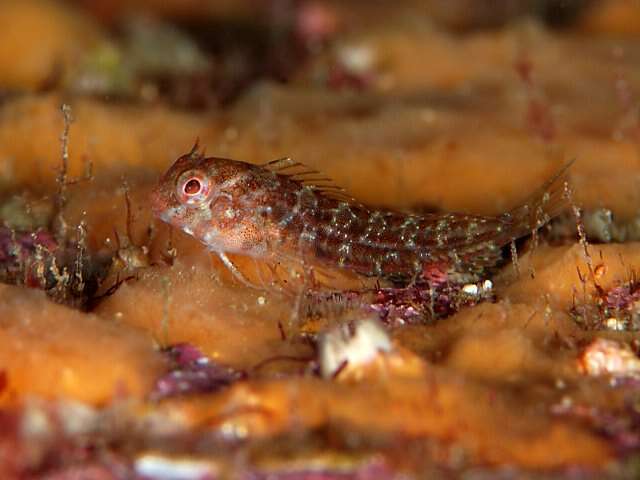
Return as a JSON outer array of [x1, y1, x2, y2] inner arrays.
[[151, 147, 569, 281]]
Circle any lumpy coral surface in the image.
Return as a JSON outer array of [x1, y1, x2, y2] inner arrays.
[[1, 1, 640, 479]]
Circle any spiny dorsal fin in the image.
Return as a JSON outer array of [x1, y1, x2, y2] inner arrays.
[[260, 157, 313, 173], [261, 157, 361, 204]]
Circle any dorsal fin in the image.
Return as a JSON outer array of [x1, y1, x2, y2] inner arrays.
[[261, 157, 361, 204], [261, 157, 313, 173]]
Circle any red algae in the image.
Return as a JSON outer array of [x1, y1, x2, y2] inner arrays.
[[151, 343, 245, 400]]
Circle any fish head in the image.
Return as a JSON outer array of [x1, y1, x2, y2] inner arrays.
[[151, 144, 255, 252]]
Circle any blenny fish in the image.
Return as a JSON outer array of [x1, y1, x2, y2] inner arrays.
[[151, 143, 570, 287]]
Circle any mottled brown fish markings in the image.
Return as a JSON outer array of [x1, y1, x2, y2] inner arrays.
[[151, 143, 570, 286]]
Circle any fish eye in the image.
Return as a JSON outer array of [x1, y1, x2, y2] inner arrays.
[[184, 178, 202, 196], [177, 171, 210, 205]]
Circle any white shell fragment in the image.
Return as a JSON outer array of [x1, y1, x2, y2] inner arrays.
[[135, 453, 218, 480], [461, 279, 493, 297], [461, 284, 478, 295], [578, 338, 640, 377], [319, 319, 392, 379], [604, 317, 626, 331]]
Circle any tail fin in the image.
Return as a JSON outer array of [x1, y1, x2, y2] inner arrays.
[[496, 160, 573, 245], [429, 161, 573, 277]]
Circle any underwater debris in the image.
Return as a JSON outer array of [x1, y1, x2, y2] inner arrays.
[[151, 343, 245, 401], [0, 129, 111, 307], [105, 182, 153, 283], [0, 226, 56, 289], [0, 224, 110, 308], [318, 318, 427, 382], [302, 277, 494, 328], [135, 454, 218, 480], [0, 105, 160, 309], [551, 208, 640, 244], [369, 279, 494, 325], [571, 270, 640, 332], [300, 275, 493, 329], [578, 338, 640, 378], [319, 319, 392, 379]]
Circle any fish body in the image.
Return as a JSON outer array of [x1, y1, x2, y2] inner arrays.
[[151, 146, 569, 283]]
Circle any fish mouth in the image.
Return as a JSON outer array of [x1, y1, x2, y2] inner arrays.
[[149, 187, 185, 227]]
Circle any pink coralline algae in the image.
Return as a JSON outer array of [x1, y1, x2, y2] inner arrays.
[[151, 344, 246, 400]]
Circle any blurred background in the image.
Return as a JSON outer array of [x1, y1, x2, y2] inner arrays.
[[1, 3, 640, 478], [0, 0, 639, 217]]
